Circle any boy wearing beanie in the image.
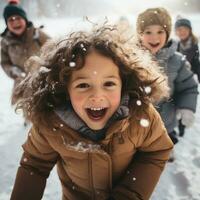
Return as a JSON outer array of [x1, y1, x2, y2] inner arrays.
[[1, 1, 50, 95], [175, 17, 200, 83], [136, 8, 198, 152]]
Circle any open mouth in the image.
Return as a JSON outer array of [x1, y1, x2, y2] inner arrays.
[[86, 107, 107, 120], [149, 43, 160, 48], [13, 26, 22, 30]]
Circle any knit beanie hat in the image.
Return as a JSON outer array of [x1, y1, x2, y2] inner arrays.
[[136, 7, 172, 41], [3, 2, 28, 24], [175, 18, 192, 29]]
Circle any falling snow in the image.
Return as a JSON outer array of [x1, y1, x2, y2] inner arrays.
[[136, 100, 142, 106], [144, 86, 152, 94], [140, 118, 150, 127], [0, 14, 200, 200], [69, 61, 76, 67]]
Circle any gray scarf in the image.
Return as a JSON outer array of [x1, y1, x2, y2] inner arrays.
[[179, 37, 193, 51]]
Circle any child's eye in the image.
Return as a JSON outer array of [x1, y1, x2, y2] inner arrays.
[[104, 81, 116, 87], [145, 31, 152, 35], [76, 83, 90, 88], [158, 30, 165, 34]]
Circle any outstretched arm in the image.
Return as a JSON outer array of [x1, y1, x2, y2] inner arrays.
[[174, 59, 198, 112], [10, 126, 58, 200], [1, 40, 25, 79]]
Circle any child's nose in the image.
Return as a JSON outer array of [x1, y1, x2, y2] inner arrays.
[[89, 89, 105, 103], [89, 96, 104, 103]]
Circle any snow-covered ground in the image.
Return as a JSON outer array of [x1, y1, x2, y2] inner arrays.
[[0, 16, 200, 200]]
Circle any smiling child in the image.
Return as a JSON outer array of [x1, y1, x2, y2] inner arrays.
[[10, 24, 173, 200]]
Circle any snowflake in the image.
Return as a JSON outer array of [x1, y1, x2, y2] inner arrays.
[[144, 86, 152, 94], [140, 118, 149, 127], [133, 177, 136, 181], [69, 62, 76, 67], [181, 55, 186, 61], [136, 100, 142, 106]]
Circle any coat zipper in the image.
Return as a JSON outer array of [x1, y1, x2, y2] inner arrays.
[[107, 136, 114, 192], [88, 153, 95, 200]]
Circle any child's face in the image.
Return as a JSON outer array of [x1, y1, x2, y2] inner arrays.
[[68, 51, 122, 130], [175, 26, 190, 41], [7, 15, 26, 36], [139, 25, 167, 54]]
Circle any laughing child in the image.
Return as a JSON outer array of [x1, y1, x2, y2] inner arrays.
[[1, 0, 50, 94], [10, 24, 173, 200], [136, 7, 198, 146], [175, 17, 200, 82]]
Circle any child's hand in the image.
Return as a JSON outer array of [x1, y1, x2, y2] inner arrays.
[[24, 56, 42, 74], [193, 74, 199, 84], [176, 109, 195, 127], [10, 66, 26, 79]]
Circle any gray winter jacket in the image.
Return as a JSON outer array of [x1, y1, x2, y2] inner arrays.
[[155, 40, 198, 133]]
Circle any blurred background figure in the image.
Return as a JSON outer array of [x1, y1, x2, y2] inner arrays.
[[1, 0, 51, 126], [175, 17, 200, 83], [1, 0, 50, 104], [136, 8, 198, 161], [174, 17, 200, 137], [116, 16, 134, 38]]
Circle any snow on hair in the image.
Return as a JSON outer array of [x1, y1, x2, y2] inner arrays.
[[12, 23, 169, 124]]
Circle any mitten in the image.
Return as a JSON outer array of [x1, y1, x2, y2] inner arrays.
[[10, 66, 26, 79], [193, 74, 199, 84], [176, 109, 195, 127]]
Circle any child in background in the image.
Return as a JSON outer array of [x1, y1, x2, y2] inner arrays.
[[136, 7, 198, 147], [10, 24, 173, 200], [175, 17, 200, 83], [116, 16, 134, 38], [1, 0, 50, 95]]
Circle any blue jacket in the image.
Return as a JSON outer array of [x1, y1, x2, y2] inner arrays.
[[155, 40, 198, 133]]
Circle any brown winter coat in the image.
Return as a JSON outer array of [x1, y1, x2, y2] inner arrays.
[[11, 104, 173, 200], [1, 24, 50, 79]]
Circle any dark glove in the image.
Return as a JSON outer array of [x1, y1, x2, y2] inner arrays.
[[178, 120, 185, 137]]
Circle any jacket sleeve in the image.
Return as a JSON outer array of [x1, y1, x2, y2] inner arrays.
[[1, 39, 16, 79], [174, 58, 198, 112], [10, 125, 58, 200], [191, 45, 200, 82], [111, 106, 174, 200]]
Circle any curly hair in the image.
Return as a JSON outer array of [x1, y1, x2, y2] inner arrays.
[[12, 24, 169, 125]]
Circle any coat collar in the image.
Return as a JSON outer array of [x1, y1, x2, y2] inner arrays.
[[155, 39, 177, 61]]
